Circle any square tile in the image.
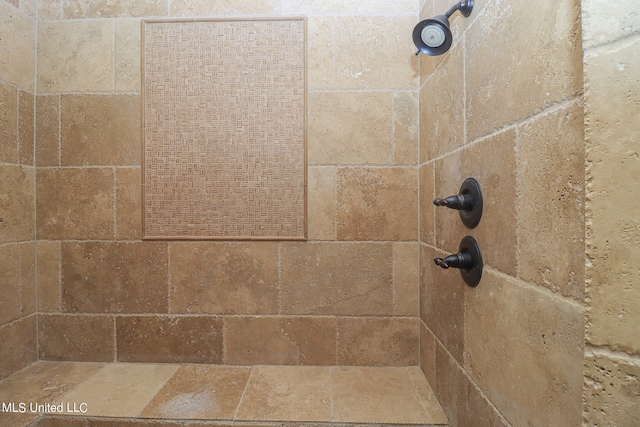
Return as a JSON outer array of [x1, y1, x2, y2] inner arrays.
[[58, 363, 179, 417], [331, 366, 443, 424], [235, 366, 331, 422], [141, 365, 251, 420]]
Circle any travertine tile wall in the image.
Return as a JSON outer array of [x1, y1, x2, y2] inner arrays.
[[34, 0, 422, 366], [0, 0, 37, 380], [582, 0, 640, 424], [418, 0, 586, 426]]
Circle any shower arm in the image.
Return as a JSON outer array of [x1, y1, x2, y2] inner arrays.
[[445, 0, 473, 18]]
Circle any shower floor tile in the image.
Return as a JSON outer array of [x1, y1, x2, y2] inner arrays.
[[0, 363, 448, 427]]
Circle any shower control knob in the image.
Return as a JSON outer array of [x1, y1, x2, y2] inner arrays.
[[434, 236, 483, 287], [434, 252, 473, 269], [433, 194, 473, 210], [433, 177, 483, 228]]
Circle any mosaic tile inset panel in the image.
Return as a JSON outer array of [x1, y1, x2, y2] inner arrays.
[[143, 19, 306, 239]]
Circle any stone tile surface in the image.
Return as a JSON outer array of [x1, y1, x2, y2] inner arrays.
[[435, 128, 517, 275], [116, 316, 223, 363], [420, 245, 465, 363], [36, 241, 61, 313], [582, 0, 640, 48], [335, 16, 418, 90], [336, 317, 418, 366], [35, 95, 60, 167], [19, 242, 36, 316], [61, 242, 168, 314], [169, 242, 278, 315], [60, 94, 141, 166], [307, 17, 335, 90], [466, 0, 582, 140], [0, 316, 37, 380], [465, 269, 584, 427], [116, 168, 142, 240], [419, 43, 464, 162], [331, 367, 444, 424], [38, 20, 114, 93], [225, 316, 336, 365], [0, 165, 35, 243], [393, 242, 419, 316], [280, 242, 393, 316], [420, 320, 437, 387], [517, 101, 585, 300], [435, 341, 508, 427], [583, 350, 640, 426], [170, 0, 279, 15], [337, 167, 418, 241], [308, 91, 392, 165], [62, 0, 167, 18], [585, 36, 640, 354], [307, 166, 336, 240], [0, 2, 35, 90], [0, 83, 18, 164], [59, 363, 179, 417], [18, 90, 34, 166], [0, 360, 103, 403], [38, 314, 115, 362], [235, 366, 331, 422], [394, 91, 419, 165], [0, 245, 21, 325], [36, 168, 113, 240], [419, 163, 435, 245], [115, 19, 142, 92], [280, 0, 392, 15], [141, 365, 251, 420]]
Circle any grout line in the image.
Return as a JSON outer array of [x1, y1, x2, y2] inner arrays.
[[233, 365, 255, 420], [428, 322, 512, 427], [391, 91, 396, 164], [584, 32, 640, 56], [329, 366, 335, 422], [332, 16, 338, 89], [222, 316, 227, 364], [391, 243, 396, 315], [277, 242, 283, 315], [418, 96, 582, 168], [34, 0, 40, 362], [113, 167, 117, 239], [484, 265, 586, 310], [167, 242, 172, 314], [31, 313, 422, 320], [585, 345, 640, 364], [15, 88, 20, 164], [56, 94, 61, 165], [112, 315, 117, 362], [112, 19, 116, 91], [406, 366, 432, 416]]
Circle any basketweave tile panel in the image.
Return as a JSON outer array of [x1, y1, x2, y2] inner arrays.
[[142, 19, 306, 240]]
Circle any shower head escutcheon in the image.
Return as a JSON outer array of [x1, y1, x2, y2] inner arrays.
[[413, 0, 474, 56]]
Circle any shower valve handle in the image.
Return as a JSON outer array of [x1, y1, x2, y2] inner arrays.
[[434, 236, 483, 287], [433, 194, 474, 210], [434, 252, 473, 270], [433, 178, 483, 229]]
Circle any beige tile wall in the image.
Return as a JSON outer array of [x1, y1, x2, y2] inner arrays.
[[0, 0, 37, 381], [34, 0, 421, 366], [582, 0, 640, 423], [418, 0, 587, 425]]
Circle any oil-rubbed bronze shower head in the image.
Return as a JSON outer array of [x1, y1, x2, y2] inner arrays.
[[413, 0, 474, 56]]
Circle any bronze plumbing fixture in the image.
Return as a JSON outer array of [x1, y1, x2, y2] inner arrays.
[[433, 177, 483, 229], [434, 235, 483, 287]]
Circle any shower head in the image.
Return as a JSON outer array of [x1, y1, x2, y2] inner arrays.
[[413, 0, 474, 56]]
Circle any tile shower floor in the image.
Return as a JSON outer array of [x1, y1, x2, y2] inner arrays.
[[0, 362, 448, 427]]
